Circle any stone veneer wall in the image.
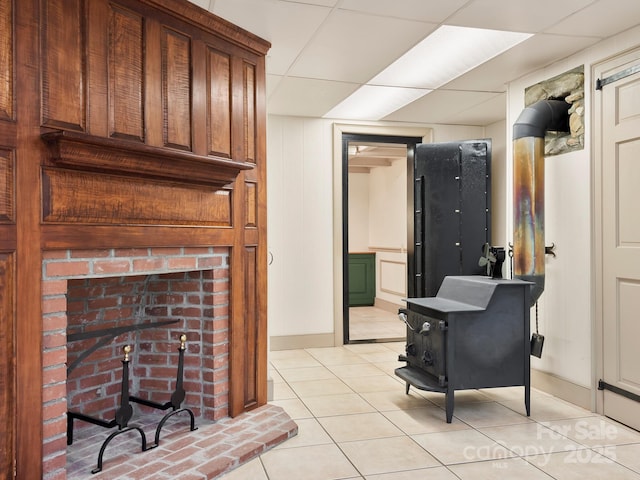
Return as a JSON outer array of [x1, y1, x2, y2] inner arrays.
[[525, 65, 585, 156]]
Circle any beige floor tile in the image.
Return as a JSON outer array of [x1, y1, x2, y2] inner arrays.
[[373, 361, 404, 376], [289, 378, 353, 398], [341, 374, 404, 394], [541, 416, 640, 447], [270, 353, 323, 370], [219, 457, 267, 479], [602, 443, 640, 473], [339, 436, 440, 476], [359, 390, 435, 412], [412, 429, 516, 464], [452, 401, 533, 428], [382, 406, 470, 435], [365, 466, 459, 479], [344, 343, 394, 354], [328, 363, 388, 378], [480, 422, 585, 456], [527, 449, 640, 479], [449, 457, 554, 479], [501, 395, 596, 422], [318, 412, 404, 442], [480, 386, 551, 403], [272, 381, 297, 400], [261, 443, 360, 480], [278, 365, 337, 382], [274, 418, 334, 449], [269, 398, 313, 419], [306, 347, 369, 366], [303, 393, 377, 417], [355, 351, 400, 364]]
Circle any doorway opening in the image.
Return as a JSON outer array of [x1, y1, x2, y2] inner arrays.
[[341, 133, 421, 344]]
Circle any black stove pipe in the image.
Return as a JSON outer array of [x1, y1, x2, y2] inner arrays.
[[513, 99, 569, 305]]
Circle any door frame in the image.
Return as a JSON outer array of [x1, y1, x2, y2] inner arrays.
[[331, 123, 432, 346], [592, 46, 640, 415]]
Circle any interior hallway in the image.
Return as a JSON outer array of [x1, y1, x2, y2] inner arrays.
[[222, 343, 640, 480]]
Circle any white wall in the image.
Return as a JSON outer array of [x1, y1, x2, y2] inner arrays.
[[347, 173, 369, 252], [504, 25, 640, 390]]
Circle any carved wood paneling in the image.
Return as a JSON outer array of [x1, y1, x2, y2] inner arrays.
[[245, 181, 256, 228], [162, 28, 192, 150], [244, 62, 256, 163], [0, 149, 14, 223], [109, 6, 144, 141], [207, 48, 232, 158], [42, 168, 232, 226], [0, 253, 15, 480], [243, 245, 258, 408], [0, 0, 13, 121], [42, 0, 84, 131]]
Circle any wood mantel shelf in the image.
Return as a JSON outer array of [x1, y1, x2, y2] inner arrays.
[[41, 130, 254, 188]]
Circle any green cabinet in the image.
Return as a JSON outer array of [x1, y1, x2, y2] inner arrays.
[[348, 253, 376, 306]]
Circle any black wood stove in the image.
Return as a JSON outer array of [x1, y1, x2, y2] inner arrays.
[[396, 275, 532, 423]]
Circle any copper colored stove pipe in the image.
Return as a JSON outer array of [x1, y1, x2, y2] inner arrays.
[[512, 100, 569, 305]]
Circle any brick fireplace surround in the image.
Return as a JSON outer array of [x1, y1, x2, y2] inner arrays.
[[41, 247, 297, 479]]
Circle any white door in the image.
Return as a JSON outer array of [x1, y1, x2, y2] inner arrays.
[[598, 49, 640, 430]]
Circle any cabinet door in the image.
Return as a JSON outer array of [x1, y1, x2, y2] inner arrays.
[[348, 253, 376, 306], [410, 141, 491, 297]]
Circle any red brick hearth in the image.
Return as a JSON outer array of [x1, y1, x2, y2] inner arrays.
[[40, 248, 297, 479]]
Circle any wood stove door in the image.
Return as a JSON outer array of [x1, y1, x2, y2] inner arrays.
[[406, 311, 446, 384], [409, 140, 491, 298]]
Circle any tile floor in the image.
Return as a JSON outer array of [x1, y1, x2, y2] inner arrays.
[[221, 342, 640, 480], [349, 307, 405, 342]]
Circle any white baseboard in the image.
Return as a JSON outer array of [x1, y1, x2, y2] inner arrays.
[[269, 333, 336, 351], [374, 297, 403, 313], [531, 368, 591, 410]]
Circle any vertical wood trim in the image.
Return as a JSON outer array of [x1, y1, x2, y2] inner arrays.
[[161, 27, 192, 151], [109, 5, 144, 141], [0, 0, 14, 121], [254, 55, 268, 407], [0, 253, 15, 479], [41, 0, 85, 131], [243, 245, 258, 408], [16, 0, 43, 476]]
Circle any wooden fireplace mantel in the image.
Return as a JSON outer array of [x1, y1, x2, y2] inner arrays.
[[0, 0, 271, 478], [42, 130, 254, 188]]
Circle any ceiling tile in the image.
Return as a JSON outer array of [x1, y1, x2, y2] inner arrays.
[[338, 0, 469, 23], [267, 76, 359, 117], [443, 33, 601, 92], [544, 0, 640, 38], [447, 0, 595, 33], [211, 0, 332, 76], [383, 89, 503, 125], [288, 9, 437, 83]]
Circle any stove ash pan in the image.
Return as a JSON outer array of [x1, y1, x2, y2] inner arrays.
[[396, 275, 533, 423]]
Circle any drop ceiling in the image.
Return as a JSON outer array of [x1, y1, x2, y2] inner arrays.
[[189, 0, 640, 126]]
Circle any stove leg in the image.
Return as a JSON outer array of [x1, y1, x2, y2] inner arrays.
[[445, 389, 454, 423], [405, 382, 410, 395], [525, 384, 531, 416]]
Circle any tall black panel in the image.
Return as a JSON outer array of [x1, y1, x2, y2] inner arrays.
[[409, 140, 491, 298]]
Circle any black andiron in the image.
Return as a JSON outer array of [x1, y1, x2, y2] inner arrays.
[[129, 334, 198, 446], [67, 345, 150, 474], [67, 334, 198, 474]]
